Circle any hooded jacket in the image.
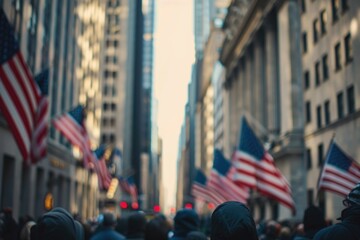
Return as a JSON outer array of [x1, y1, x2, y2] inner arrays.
[[314, 205, 360, 240], [171, 209, 199, 240], [211, 201, 258, 240], [30, 208, 84, 240]]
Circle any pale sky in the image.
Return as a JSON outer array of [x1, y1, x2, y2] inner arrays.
[[153, 0, 194, 214]]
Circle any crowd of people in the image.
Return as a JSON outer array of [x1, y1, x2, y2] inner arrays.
[[1, 183, 360, 240]]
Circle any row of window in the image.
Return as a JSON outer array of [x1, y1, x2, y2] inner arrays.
[[300, 0, 349, 23], [103, 102, 117, 111], [102, 118, 116, 127], [104, 70, 118, 78], [105, 55, 118, 64], [103, 85, 117, 96], [106, 39, 119, 48], [305, 85, 356, 126], [102, 134, 116, 143], [306, 143, 324, 170], [303, 33, 352, 89]]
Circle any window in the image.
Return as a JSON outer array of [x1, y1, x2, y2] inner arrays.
[[317, 105, 322, 128], [306, 148, 312, 170], [114, 40, 118, 48], [103, 85, 109, 95], [300, 0, 306, 13], [110, 134, 115, 143], [102, 118, 108, 126], [345, 33, 353, 63], [102, 134, 107, 143], [318, 143, 324, 166], [341, 0, 349, 12], [105, 56, 110, 63], [104, 70, 110, 78], [322, 54, 329, 81], [106, 40, 111, 47], [319, 191, 326, 216], [302, 32, 308, 53], [324, 100, 331, 125], [335, 42, 341, 70], [337, 92, 344, 119], [113, 56, 118, 64], [315, 61, 320, 86], [320, 10, 327, 34], [304, 71, 310, 90], [111, 103, 116, 111], [110, 118, 115, 127], [306, 101, 311, 123], [307, 189, 314, 207], [112, 71, 117, 78], [347, 85, 355, 114], [331, 0, 340, 22], [313, 19, 319, 43], [112, 87, 116, 96], [103, 103, 108, 111]]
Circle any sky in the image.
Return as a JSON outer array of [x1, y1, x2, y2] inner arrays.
[[153, 0, 195, 213]]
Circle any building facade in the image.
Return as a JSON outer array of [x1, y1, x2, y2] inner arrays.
[[0, 0, 107, 220], [220, 0, 306, 220], [301, 0, 360, 219]]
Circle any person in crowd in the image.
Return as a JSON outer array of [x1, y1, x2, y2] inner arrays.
[[20, 220, 36, 240], [211, 201, 258, 240], [186, 231, 207, 240], [144, 214, 172, 240], [126, 212, 147, 240], [314, 183, 360, 240], [293, 206, 326, 240], [30, 207, 84, 240], [1, 208, 18, 240], [91, 212, 125, 240], [170, 208, 199, 240], [115, 217, 128, 236], [259, 220, 281, 240]]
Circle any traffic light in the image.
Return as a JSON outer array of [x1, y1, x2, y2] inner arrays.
[[184, 203, 193, 209], [120, 201, 128, 209], [131, 202, 139, 210], [153, 205, 161, 213]]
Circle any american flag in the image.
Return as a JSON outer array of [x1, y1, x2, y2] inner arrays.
[[93, 146, 112, 190], [118, 176, 138, 203], [318, 141, 360, 197], [52, 105, 93, 168], [191, 168, 226, 206], [127, 176, 138, 203], [208, 149, 249, 204], [31, 69, 49, 163], [233, 117, 295, 212], [0, 9, 41, 164]]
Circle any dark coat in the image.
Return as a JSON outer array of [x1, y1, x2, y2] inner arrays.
[[170, 209, 199, 240], [91, 228, 125, 240], [314, 205, 360, 240], [211, 201, 258, 240]]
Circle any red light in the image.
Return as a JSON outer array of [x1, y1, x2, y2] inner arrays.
[[131, 202, 139, 210], [153, 205, 161, 213], [184, 203, 193, 209], [207, 203, 215, 210], [170, 207, 176, 214], [120, 201, 128, 209]]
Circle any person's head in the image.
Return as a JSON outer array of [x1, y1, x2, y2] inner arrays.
[[173, 209, 199, 238], [145, 215, 172, 240], [211, 201, 258, 240], [20, 221, 36, 240], [101, 212, 116, 228], [343, 183, 360, 207], [186, 231, 207, 240], [30, 208, 84, 240], [127, 211, 147, 237], [302, 206, 326, 233]]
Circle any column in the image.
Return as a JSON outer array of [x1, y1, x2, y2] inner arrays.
[[265, 16, 280, 135]]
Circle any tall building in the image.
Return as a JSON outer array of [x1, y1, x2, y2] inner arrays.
[[0, 0, 105, 220], [300, 0, 360, 219]]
